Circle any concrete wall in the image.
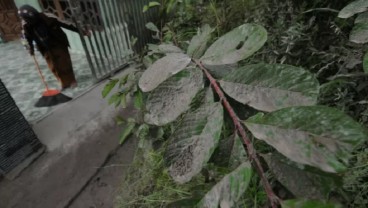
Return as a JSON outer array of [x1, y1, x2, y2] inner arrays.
[[14, 0, 41, 10]]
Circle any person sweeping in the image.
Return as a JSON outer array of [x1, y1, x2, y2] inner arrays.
[[19, 4, 84, 91]]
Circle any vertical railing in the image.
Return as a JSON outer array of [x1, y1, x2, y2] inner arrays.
[[125, 0, 159, 53], [68, 0, 133, 81], [68, 0, 159, 80]]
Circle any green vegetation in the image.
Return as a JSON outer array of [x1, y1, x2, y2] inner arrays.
[[104, 0, 368, 207]]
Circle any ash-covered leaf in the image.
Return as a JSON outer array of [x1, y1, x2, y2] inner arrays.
[[165, 102, 223, 183], [197, 162, 252, 207], [245, 106, 368, 173], [363, 51, 368, 73], [263, 153, 340, 200], [350, 22, 368, 43], [139, 53, 191, 92], [187, 24, 214, 59], [201, 24, 267, 66], [355, 11, 368, 23], [145, 22, 159, 33], [144, 68, 204, 126], [204, 64, 238, 79], [220, 64, 319, 112], [282, 199, 343, 208], [159, 44, 183, 54], [229, 135, 247, 169], [338, 0, 368, 18]]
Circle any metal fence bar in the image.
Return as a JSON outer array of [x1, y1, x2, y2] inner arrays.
[[100, 0, 120, 69], [97, 1, 115, 75], [116, 0, 131, 53], [107, 0, 124, 63], [111, 0, 129, 61], [68, 0, 97, 80], [66, 0, 159, 81], [94, 1, 113, 75], [80, 0, 107, 78]]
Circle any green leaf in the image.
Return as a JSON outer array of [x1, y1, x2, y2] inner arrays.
[[143, 5, 149, 12], [130, 36, 138, 46], [119, 74, 129, 87], [244, 106, 368, 173], [136, 124, 150, 140], [263, 153, 340, 200], [167, 198, 201, 208], [220, 64, 319, 112], [114, 94, 122, 107], [120, 121, 136, 144], [102, 79, 118, 98], [142, 55, 154, 68], [187, 24, 214, 59], [350, 22, 368, 43], [144, 68, 204, 126], [121, 93, 127, 108], [116, 116, 125, 125], [338, 0, 368, 18], [134, 90, 144, 109], [363, 51, 368, 73], [282, 199, 342, 208], [201, 23, 267, 66], [138, 53, 191, 92], [145, 22, 159, 33], [196, 162, 252, 207], [148, 1, 161, 7], [165, 102, 223, 183], [108, 93, 120, 105]]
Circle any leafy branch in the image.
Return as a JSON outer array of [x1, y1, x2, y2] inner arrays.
[[105, 22, 368, 208], [194, 59, 280, 207]]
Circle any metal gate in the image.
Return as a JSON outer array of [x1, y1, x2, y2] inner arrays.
[[40, 0, 157, 81], [65, 0, 131, 80]]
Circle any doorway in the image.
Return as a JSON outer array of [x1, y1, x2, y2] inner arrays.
[[0, 0, 22, 41]]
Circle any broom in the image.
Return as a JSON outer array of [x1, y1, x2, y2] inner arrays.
[[32, 55, 72, 107]]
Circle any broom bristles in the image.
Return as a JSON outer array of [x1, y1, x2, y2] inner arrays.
[[34, 91, 72, 107]]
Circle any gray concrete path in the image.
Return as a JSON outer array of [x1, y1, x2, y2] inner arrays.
[[0, 41, 93, 122], [0, 67, 137, 208]]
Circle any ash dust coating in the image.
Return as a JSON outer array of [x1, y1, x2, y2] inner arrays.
[[165, 103, 224, 184]]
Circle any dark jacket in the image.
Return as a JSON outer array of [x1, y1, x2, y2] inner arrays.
[[22, 13, 79, 55]]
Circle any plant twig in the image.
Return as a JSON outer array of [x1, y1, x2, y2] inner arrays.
[[194, 59, 280, 208]]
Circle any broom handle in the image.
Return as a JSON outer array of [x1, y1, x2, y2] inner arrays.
[[32, 55, 50, 91]]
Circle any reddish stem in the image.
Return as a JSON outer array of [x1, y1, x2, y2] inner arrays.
[[194, 60, 280, 207]]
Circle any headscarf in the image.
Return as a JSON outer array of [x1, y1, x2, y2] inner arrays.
[[18, 5, 40, 25], [18, 5, 50, 49]]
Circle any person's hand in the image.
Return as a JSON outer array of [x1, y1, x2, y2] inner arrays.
[[83, 29, 92, 37]]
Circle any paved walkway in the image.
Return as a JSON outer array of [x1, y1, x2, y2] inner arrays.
[[0, 41, 94, 122], [0, 68, 137, 208]]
